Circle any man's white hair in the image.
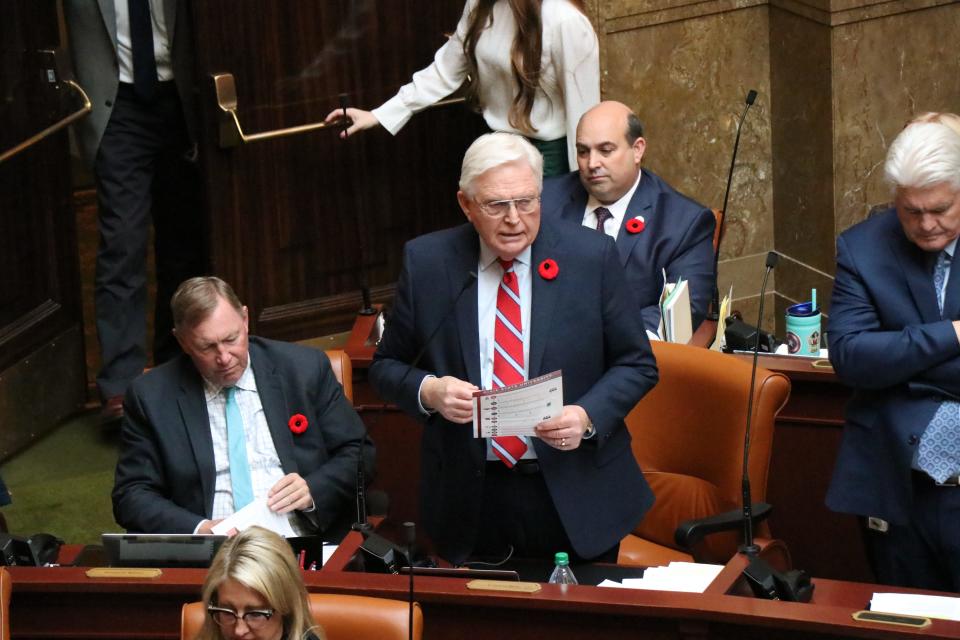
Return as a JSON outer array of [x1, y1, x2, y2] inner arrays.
[[459, 132, 544, 196], [885, 121, 960, 192]]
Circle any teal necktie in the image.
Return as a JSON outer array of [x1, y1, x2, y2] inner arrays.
[[225, 387, 254, 509]]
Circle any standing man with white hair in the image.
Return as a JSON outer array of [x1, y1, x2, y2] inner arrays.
[[371, 132, 658, 565], [827, 118, 960, 590]]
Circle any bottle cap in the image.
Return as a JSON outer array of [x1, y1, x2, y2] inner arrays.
[[554, 552, 569, 566]]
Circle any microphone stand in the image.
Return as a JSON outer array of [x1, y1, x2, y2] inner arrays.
[[403, 521, 416, 640], [338, 92, 377, 316], [709, 89, 758, 322], [739, 250, 778, 556]]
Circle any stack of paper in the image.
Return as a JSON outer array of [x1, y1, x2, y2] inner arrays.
[[713, 285, 733, 351], [659, 272, 693, 344], [870, 593, 960, 621], [598, 561, 724, 593]]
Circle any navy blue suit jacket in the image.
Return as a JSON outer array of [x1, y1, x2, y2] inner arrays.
[[826, 209, 960, 524], [369, 220, 658, 563], [113, 337, 374, 535], [541, 170, 716, 333]]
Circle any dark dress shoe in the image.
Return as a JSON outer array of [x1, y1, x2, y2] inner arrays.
[[100, 395, 124, 426]]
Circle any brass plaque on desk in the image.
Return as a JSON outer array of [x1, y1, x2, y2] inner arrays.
[[85, 568, 163, 579], [466, 579, 541, 593]]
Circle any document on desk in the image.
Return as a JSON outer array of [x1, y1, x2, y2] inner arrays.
[[211, 499, 297, 538], [473, 370, 563, 438], [598, 562, 724, 593], [871, 593, 960, 621]]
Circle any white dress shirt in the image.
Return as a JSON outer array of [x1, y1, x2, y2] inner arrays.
[[372, 0, 599, 171], [202, 359, 305, 533], [114, 0, 174, 83], [477, 242, 537, 460], [580, 171, 642, 240]]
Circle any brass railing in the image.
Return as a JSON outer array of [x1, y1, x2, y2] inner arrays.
[[0, 79, 92, 164]]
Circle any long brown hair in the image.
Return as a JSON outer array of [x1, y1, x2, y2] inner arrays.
[[462, 0, 587, 135]]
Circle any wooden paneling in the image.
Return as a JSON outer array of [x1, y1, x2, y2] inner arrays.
[[189, 1, 487, 340], [0, 0, 86, 458]]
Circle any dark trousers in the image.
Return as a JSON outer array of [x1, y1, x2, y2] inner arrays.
[[472, 461, 619, 564], [93, 82, 205, 399], [861, 473, 960, 591]]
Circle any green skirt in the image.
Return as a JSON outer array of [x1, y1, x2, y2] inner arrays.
[[528, 136, 569, 177]]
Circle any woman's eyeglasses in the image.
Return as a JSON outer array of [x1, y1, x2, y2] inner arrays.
[[208, 605, 274, 629]]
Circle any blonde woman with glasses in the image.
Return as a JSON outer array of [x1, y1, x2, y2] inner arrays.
[[197, 527, 323, 640]]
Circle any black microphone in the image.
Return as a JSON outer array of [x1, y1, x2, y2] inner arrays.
[[357, 272, 477, 572], [352, 460, 370, 532], [709, 90, 758, 321], [403, 521, 416, 640], [740, 250, 777, 555]]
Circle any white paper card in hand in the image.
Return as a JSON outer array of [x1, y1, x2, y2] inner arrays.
[[472, 371, 563, 438]]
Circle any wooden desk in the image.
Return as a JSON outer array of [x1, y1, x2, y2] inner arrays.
[[9, 533, 960, 639]]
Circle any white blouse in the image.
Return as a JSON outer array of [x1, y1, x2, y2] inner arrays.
[[372, 0, 600, 171]]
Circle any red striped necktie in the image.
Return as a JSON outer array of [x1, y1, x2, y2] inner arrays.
[[491, 259, 529, 467]]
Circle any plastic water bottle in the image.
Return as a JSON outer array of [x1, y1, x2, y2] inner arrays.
[[548, 552, 578, 585]]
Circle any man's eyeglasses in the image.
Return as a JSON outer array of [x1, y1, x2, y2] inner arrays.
[[208, 605, 275, 629], [475, 196, 540, 218]]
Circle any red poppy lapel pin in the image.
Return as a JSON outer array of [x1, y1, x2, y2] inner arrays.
[[626, 215, 646, 234], [538, 258, 559, 280], [288, 413, 308, 434]]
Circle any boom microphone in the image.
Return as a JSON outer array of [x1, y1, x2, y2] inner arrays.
[[710, 90, 758, 321], [357, 272, 477, 573], [740, 250, 777, 555]]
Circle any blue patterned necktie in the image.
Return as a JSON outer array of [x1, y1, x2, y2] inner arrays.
[[918, 251, 960, 482], [225, 387, 255, 509]]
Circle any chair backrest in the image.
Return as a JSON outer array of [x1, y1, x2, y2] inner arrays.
[[0, 568, 10, 640], [711, 208, 724, 253], [324, 349, 353, 404], [626, 342, 790, 555], [181, 593, 422, 640]]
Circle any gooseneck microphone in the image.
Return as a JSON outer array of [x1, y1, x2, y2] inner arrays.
[[357, 272, 477, 573], [740, 250, 778, 555], [710, 89, 758, 321], [737, 258, 815, 603]]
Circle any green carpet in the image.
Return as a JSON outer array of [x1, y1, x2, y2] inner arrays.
[[0, 409, 122, 545]]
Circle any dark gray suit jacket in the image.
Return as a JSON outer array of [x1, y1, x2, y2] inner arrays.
[[63, 0, 198, 167], [112, 337, 374, 535], [370, 221, 658, 563], [541, 169, 716, 333]]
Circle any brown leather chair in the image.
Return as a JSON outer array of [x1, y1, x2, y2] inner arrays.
[[711, 208, 724, 253], [618, 341, 790, 566], [324, 349, 353, 403], [181, 593, 422, 640], [0, 568, 10, 640]]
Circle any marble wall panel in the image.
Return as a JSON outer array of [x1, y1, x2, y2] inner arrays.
[[769, 8, 835, 276], [831, 2, 960, 237], [599, 5, 774, 263]]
